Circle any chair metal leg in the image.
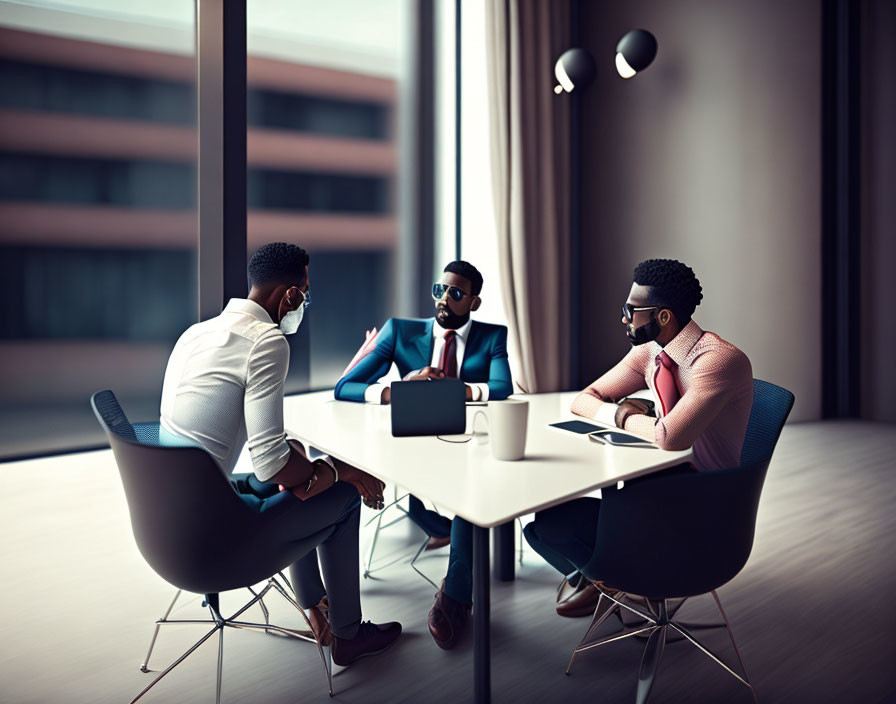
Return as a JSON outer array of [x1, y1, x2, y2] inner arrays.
[[668, 622, 754, 691], [140, 589, 183, 673], [636, 602, 667, 704], [364, 505, 385, 578], [569, 624, 658, 664], [270, 577, 334, 696], [364, 487, 410, 578], [246, 584, 272, 634], [575, 593, 621, 651], [131, 623, 222, 703], [410, 535, 440, 590], [598, 587, 658, 625], [711, 590, 758, 703], [215, 627, 224, 704]]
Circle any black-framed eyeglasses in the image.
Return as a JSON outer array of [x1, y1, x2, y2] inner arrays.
[[621, 303, 657, 322], [432, 283, 469, 302]]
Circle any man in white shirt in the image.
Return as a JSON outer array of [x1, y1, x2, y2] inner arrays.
[[334, 261, 513, 650], [160, 242, 401, 666]]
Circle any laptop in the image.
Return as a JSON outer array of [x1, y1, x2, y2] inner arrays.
[[390, 379, 467, 437]]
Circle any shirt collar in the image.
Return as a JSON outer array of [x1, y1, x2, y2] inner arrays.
[[432, 317, 472, 341], [662, 319, 703, 365], [224, 298, 275, 325]]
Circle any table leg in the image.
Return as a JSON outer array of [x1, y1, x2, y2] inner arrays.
[[473, 524, 491, 704], [492, 521, 515, 581]]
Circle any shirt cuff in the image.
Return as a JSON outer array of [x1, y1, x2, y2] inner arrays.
[[364, 383, 389, 404], [595, 401, 620, 427], [468, 383, 490, 402]]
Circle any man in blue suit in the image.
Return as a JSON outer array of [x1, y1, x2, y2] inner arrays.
[[335, 260, 513, 649]]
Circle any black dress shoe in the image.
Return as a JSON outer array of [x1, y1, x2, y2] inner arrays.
[[428, 580, 471, 650], [332, 620, 402, 666]]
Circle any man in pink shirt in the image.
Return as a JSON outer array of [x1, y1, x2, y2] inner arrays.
[[524, 258, 753, 616]]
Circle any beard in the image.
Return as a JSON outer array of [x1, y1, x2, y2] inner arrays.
[[435, 305, 470, 330], [626, 315, 662, 346]]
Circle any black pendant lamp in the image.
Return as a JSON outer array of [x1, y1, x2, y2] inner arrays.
[[553, 29, 658, 93], [614, 29, 658, 79]]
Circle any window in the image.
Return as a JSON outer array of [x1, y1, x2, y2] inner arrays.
[[0, 2, 197, 458], [246, 0, 414, 391]]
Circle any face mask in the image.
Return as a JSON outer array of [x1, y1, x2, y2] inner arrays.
[[279, 305, 304, 335], [626, 312, 662, 346]]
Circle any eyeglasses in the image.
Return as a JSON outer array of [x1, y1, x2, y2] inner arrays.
[[621, 303, 657, 322], [432, 283, 470, 302]]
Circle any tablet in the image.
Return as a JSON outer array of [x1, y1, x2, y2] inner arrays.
[[549, 419, 605, 435], [588, 429, 655, 448]]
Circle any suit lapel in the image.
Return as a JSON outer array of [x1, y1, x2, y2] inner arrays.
[[460, 321, 481, 378], [411, 318, 435, 368]]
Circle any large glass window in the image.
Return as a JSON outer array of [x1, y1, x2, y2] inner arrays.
[[0, 1, 197, 458], [0, 0, 433, 459], [246, 0, 411, 390]]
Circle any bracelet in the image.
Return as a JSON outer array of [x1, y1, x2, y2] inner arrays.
[[314, 458, 338, 483]]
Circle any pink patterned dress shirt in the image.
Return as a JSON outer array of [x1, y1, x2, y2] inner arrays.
[[571, 320, 753, 471]]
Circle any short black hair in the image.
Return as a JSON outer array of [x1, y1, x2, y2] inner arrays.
[[633, 258, 703, 326], [443, 260, 483, 296], [248, 242, 309, 287]]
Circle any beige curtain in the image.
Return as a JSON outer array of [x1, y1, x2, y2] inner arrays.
[[485, 0, 572, 393]]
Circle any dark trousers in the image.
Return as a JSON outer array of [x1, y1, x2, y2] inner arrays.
[[408, 494, 474, 605], [231, 474, 363, 639], [524, 463, 697, 579]]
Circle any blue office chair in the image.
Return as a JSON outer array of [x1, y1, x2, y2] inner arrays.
[[565, 379, 795, 704], [91, 391, 334, 703]]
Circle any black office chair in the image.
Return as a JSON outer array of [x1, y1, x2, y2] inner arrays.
[[91, 391, 334, 703], [565, 379, 795, 703]]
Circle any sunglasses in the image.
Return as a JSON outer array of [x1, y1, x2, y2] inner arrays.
[[621, 303, 657, 322], [432, 283, 470, 302]]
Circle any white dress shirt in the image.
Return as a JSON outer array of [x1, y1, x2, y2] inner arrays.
[[160, 298, 294, 481], [363, 318, 491, 403]]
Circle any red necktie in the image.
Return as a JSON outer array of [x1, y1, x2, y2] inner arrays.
[[439, 330, 458, 378], [654, 351, 680, 416]]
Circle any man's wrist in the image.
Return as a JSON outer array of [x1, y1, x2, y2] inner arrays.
[[614, 406, 635, 429], [312, 458, 338, 484]]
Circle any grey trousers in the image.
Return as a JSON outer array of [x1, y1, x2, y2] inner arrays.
[[231, 474, 362, 639]]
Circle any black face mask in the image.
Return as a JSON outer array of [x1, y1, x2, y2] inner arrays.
[[626, 312, 662, 346], [435, 305, 470, 330]]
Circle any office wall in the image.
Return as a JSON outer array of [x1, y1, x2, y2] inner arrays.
[[861, 0, 896, 423], [578, 0, 821, 421]]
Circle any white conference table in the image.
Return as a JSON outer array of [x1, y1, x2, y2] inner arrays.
[[284, 390, 692, 704]]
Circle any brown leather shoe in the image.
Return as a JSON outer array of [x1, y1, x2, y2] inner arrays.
[[331, 620, 402, 666], [428, 580, 471, 650], [556, 582, 620, 618], [556, 574, 586, 604], [425, 535, 451, 551]]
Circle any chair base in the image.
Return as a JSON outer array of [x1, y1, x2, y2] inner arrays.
[[566, 586, 758, 704], [134, 572, 332, 703]]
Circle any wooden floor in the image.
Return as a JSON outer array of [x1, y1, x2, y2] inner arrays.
[[1, 420, 894, 703]]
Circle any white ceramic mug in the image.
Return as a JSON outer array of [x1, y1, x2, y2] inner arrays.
[[485, 399, 529, 461]]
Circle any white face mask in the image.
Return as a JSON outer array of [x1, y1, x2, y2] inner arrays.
[[279, 305, 304, 335]]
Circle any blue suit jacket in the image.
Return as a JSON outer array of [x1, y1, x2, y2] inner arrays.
[[334, 318, 513, 403]]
